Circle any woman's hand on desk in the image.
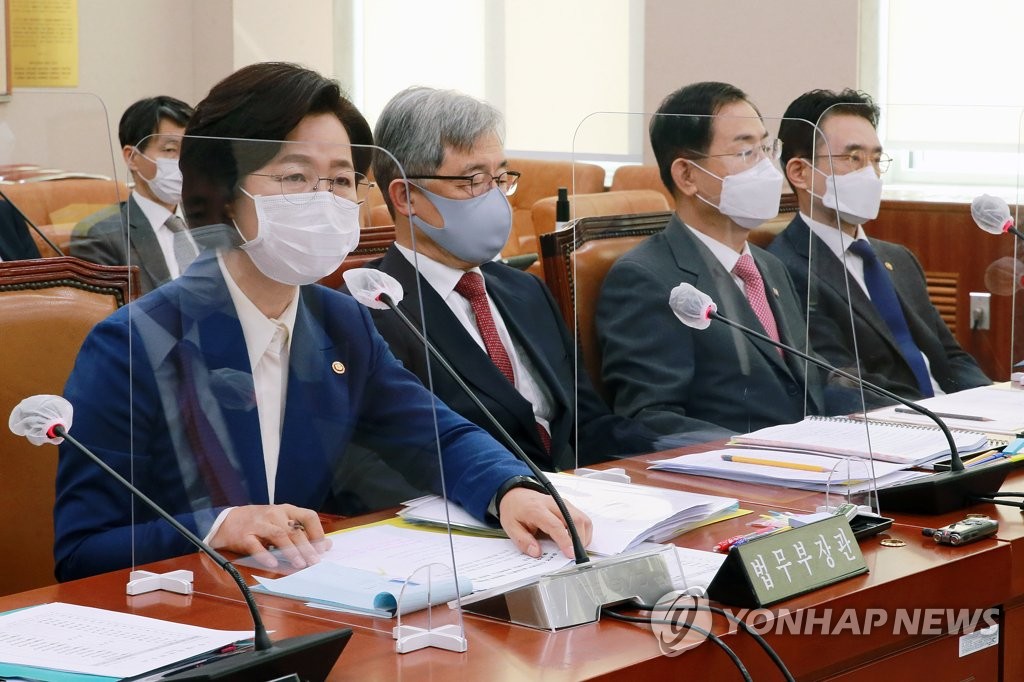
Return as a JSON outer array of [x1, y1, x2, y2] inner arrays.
[[499, 489, 592, 559], [209, 504, 330, 569]]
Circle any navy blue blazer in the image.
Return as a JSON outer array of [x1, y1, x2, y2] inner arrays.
[[0, 199, 41, 260], [767, 214, 990, 401], [596, 214, 827, 435], [54, 253, 530, 581], [361, 246, 662, 471]]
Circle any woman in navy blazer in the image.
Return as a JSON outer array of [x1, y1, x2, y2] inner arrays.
[[54, 62, 589, 582]]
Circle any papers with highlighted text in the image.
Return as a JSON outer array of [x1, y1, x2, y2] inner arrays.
[[399, 472, 739, 556], [0, 602, 251, 680]]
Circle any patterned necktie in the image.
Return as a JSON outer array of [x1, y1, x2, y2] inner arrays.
[[165, 215, 198, 273], [732, 253, 781, 346], [454, 271, 551, 453], [848, 239, 934, 397]]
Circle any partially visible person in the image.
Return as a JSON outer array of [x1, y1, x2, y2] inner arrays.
[[71, 96, 195, 294], [54, 63, 590, 582], [0, 200, 41, 260], [596, 81, 826, 436], [360, 86, 671, 477], [768, 88, 989, 401]]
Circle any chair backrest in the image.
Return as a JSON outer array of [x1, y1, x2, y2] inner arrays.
[[318, 224, 397, 290], [541, 212, 672, 399], [0, 256, 138, 595], [532, 189, 670, 233], [610, 165, 673, 205], [506, 158, 606, 257], [1, 176, 128, 256]]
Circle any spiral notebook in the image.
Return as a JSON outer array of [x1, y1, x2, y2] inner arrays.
[[730, 416, 988, 466]]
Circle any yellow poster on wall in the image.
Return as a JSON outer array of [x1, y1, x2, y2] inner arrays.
[[10, 0, 78, 88]]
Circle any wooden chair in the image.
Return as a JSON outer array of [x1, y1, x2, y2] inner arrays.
[[0, 176, 128, 256], [609, 165, 673, 205], [506, 158, 606, 258], [541, 212, 671, 399], [0, 257, 138, 595]]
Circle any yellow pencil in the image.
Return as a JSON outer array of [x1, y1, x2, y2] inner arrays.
[[721, 454, 830, 473]]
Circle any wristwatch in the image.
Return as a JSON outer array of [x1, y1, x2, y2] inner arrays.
[[487, 475, 549, 520]]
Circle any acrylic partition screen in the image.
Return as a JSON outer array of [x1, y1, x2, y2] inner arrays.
[[0, 91, 124, 258], [565, 113, 845, 463], [84, 134, 482, 640]]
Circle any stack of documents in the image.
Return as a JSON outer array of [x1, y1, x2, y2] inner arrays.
[[252, 524, 574, 616], [649, 448, 927, 493], [730, 415, 987, 466], [865, 384, 1024, 437], [0, 602, 251, 681], [399, 472, 739, 556]]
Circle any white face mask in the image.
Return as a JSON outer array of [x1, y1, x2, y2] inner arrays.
[[237, 190, 361, 286], [691, 157, 784, 229], [137, 154, 183, 205], [810, 164, 883, 226]]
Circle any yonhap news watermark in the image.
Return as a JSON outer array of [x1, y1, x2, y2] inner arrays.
[[651, 592, 999, 657]]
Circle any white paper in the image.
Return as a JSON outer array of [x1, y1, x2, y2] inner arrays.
[[0, 602, 251, 678], [322, 525, 573, 592], [866, 384, 1024, 437]]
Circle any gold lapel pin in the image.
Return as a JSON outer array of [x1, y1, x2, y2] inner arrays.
[[885, 262, 894, 271], [331, 361, 346, 375]]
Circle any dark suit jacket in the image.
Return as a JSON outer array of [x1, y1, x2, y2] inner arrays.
[[70, 194, 171, 294], [0, 199, 41, 260], [54, 253, 531, 581], [596, 214, 826, 435], [767, 214, 990, 400], [362, 245, 662, 471]]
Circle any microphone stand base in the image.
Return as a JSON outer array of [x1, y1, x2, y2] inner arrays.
[[459, 547, 675, 631], [162, 629, 352, 682], [877, 460, 1016, 514]]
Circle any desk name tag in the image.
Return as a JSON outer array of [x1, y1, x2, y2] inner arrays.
[[707, 516, 867, 608]]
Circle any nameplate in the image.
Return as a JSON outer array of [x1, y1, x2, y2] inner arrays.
[[707, 516, 867, 608]]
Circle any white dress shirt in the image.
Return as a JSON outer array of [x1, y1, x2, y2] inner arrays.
[[131, 192, 194, 278], [685, 223, 754, 293], [394, 243, 555, 432], [204, 255, 299, 542]]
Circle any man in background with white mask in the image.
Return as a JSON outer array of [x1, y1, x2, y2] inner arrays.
[[355, 86, 663, 485], [768, 89, 989, 400], [71, 96, 195, 294], [596, 81, 826, 435]]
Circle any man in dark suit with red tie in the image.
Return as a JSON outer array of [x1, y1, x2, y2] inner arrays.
[[596, 82, 827, 436], [359, 86, 664, 476]]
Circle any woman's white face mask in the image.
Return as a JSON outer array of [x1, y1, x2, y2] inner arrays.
[[236, 189, 361, 286]]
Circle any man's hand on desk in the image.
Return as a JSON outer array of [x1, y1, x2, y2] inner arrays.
[[209, 504, 330, 569], [499, 488, 592, 559]]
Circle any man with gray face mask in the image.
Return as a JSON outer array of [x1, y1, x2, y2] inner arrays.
[[71, 95, 195, 294], [358, 86, 663, 479], [596, 81, 827, 436], [768, 88, 989, 401]]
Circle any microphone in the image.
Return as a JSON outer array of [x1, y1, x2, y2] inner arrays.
[[669, 283, 1015, 514], [0, 188, 65, 256], [344, 268, 678, 631], [342, 268, 589, 565], [9, 395, 351, 681], [971, 193, 1024, 240]]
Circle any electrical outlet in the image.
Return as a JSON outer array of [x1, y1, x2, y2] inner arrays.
[[970, 292, 991, 331]]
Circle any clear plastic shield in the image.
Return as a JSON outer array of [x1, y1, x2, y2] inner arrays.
[[58, 133, 481, 641], [0, 91, 124, 259], [567, 111, 833, 472]]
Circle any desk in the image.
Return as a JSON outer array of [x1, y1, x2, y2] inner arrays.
[[0, 476, 1012, 681]]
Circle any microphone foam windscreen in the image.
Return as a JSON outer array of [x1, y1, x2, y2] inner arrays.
[[971, 194, 1013, 235], [8, 394, 73, 445], [669, 282, 717, 330], [343, 268, 405, 309]]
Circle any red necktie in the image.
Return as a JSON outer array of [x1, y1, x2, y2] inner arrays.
[[454, 272, 551, 453], [732, 254, 781, 347]]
